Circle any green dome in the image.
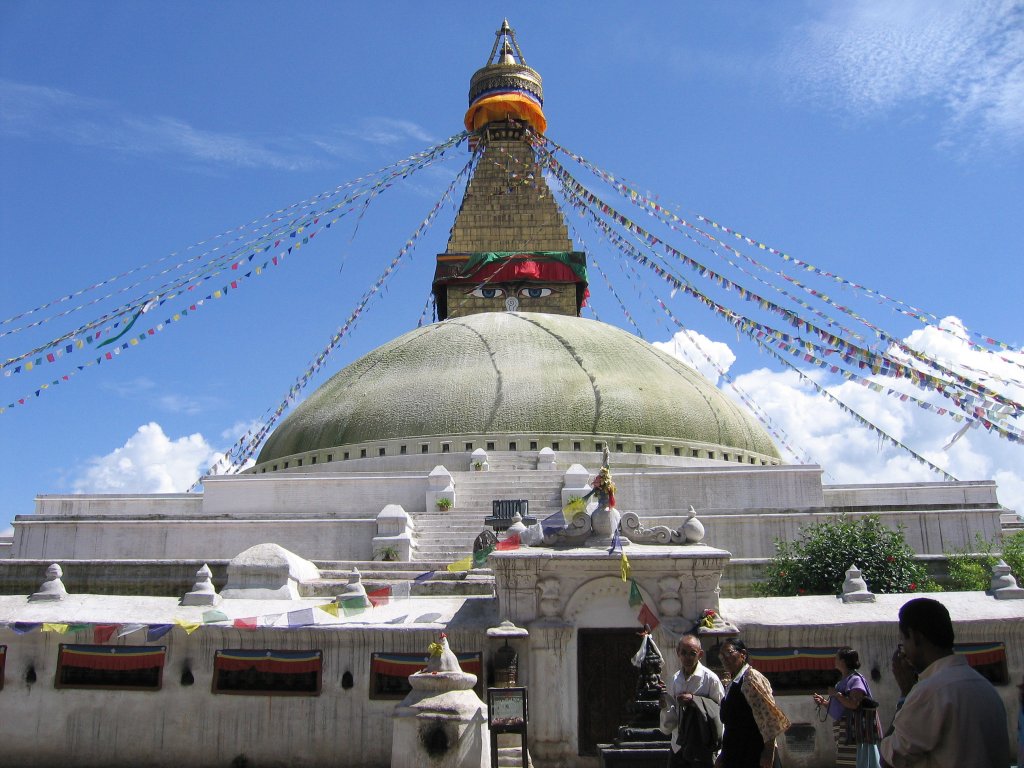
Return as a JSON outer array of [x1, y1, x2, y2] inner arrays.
[[256, 312, 779, 464]]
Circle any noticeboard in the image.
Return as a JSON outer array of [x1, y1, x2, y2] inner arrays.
[[487, 686, 527, 733]]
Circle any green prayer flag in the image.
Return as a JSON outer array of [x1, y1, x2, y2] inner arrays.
[[628, 579, 643, 607], [472, 546, 494, 567], [341, 596, 367, 615]]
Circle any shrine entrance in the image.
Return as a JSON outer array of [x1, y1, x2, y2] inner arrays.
[[577, 627, 645, 756]]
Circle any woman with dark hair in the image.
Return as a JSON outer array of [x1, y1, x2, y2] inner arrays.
[[715, 638, 790, 768], [812, 647, 879, 768]]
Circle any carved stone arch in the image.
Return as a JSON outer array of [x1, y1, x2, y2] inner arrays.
[[563, 576, 653, 628]]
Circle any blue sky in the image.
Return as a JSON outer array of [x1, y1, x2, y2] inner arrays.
[[2, 1, 1022, 534]]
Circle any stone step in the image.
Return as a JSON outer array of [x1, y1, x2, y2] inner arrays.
[[319, 568, 467, 581], [496, 743, 533, 768], [300, 577, 494, 598], [314, 560, 457, 572]]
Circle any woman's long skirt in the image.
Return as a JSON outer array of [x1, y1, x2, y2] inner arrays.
[[833, 719, 857, 767]]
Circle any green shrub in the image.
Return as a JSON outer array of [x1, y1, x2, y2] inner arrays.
[[946, 532, 999, 591], [945, 530, 1024, 591], [757, 515, 933, 597], [1002, 530, 1024, 581]]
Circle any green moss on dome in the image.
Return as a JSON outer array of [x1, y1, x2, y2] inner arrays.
[[256, 313, 779, 463]]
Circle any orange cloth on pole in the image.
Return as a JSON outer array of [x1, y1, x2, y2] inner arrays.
[[464, 93, 547, 134]]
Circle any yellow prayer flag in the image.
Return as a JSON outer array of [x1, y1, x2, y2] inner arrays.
[[42, 623, 69, 634], [447, 555, 473, 573], [620, 552, 631, 582], [318, 602, 339, 617], [562, 497, 586, 520], [174, 618, 201, 635]]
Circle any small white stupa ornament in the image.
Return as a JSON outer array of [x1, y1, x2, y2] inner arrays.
[[391, 633, 490, 768], [988, 560, 1024, 599], [29, 563, 68, 602], [181, 563, 221, 606], [841, 563, 876, 603]]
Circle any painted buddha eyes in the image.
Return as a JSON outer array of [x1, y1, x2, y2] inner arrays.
[[471, 286, 505, 299], [521, 287, 552, 299], [469, 286, 554, 299]]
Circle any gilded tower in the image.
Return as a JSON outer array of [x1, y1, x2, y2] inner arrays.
[[432, 20, 588, 320]]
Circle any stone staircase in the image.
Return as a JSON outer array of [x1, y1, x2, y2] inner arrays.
[[412, 468, 565, 563], [299, 467, 569, 599]]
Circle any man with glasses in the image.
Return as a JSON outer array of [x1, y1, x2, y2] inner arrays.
[[660, 633, 725, 768]]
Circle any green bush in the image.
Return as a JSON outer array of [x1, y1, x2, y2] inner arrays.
[[946, 532, 999, 591], [1003, 530, 1024, 580], [946, 530, 1024, 591], [757, 515, 934, 597]]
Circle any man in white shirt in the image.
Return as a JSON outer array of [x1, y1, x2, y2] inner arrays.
[[660, 633, 725, 768], [880, 597, 1011, 768]]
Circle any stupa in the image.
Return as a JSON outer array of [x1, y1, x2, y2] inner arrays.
[[0, 20, 1018, 768]]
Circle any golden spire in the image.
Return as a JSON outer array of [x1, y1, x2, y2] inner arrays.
[[464, 19, 547, 134]]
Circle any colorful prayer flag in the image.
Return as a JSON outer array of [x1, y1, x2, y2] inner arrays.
[[202, 610, 229, 624], [541, 509, 567, 535], [42, 623, 69, 634], [93, 624, 118, 643], [287, 608, 316, 628], [341, 597, 367, 616], [117, 623, 146, 638], [447, 555, 473, 572], [318, 602, 339, 617], [472, 546, 494, 567], [620, 551, 631, 582], [608, 528, 623, 555], [233, 617, 258, 630], [147, 624, 173, 641], [628, 579, 643, 608], [174, 618, 201, 635], [637, 602, 660, 631], [368, 587, 392, 607], [496, 534, 520, 551]]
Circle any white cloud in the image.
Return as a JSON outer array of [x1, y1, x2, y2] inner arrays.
[[780, 0, 1024, 153], [652, 327, 736, 383], [0, 80, 439, 170], [656, 316, 1024, 515], [355, 117, 435, 146], [72, 422, 222, 494]]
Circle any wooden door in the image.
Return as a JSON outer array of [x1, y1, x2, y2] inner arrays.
[[577, 628, 644, 756]]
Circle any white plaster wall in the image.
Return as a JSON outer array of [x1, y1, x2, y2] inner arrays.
[[0, 624, 489, 768], [202, 473, 428, 515], [34, 494, 201, 517], [823, 480, 1003, 509], [616, 465, 826, 512], [10, 518, 377, 561]]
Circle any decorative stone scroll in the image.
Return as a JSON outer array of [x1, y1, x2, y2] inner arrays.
[[619, 505, 706, 546]]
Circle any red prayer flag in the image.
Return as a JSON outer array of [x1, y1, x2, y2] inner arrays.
[[93, 624, 119, 644], [637, 603, 660, 631], [368, 587, 392, 607], [233, 617, 258, 630], [496, 534, 521, 551]]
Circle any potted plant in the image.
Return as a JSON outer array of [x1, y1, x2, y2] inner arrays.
[[373, 546, 400, 562], [436, 497, 453, 511]]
